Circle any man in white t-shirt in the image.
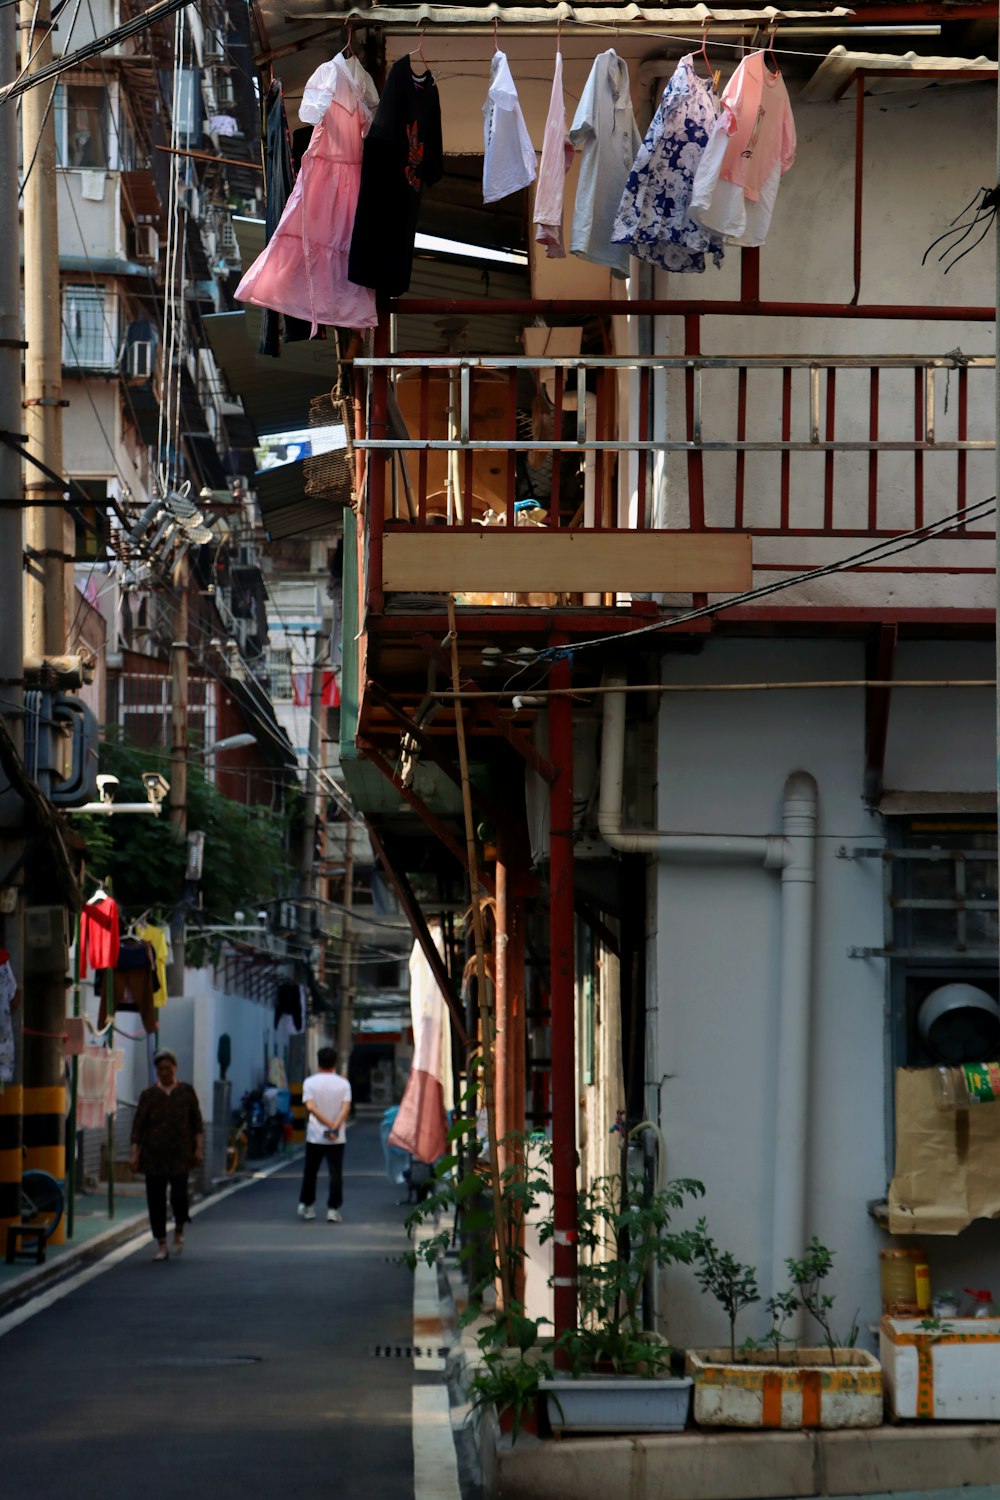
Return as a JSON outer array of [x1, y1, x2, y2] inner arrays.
[[296, 1047, 352, 1223]]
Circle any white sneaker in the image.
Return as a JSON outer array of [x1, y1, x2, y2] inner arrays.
[[298, 1204, 316, 1221], [327, 1209, 342, 1223]]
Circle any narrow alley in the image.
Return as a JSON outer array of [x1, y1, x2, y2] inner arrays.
[[0, 1114, 463, 1500]]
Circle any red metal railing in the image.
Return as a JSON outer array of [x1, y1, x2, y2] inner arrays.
[[356, 303, 995, 614]]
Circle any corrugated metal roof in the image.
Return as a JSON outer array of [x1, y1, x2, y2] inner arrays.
[[256, 459, 348, 539], [799, 45, 997, 101], [312, 3, 852, 25], [203, 310, 341, 436]]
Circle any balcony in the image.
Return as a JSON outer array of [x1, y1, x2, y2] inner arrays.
[[358, 344, 995, 622]]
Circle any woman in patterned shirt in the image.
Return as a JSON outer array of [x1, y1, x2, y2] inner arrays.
[[130, 1048, 204, 1261]]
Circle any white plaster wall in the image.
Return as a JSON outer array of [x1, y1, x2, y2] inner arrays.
[[647, 640, 888, 1350], [62, 377, 121, 478], [653, 87, 995, 613], [57, 172, 122, 261], [883, 640, 995, 792], [646, 635, 1000, 1350], [156, 967, 289, 1125]]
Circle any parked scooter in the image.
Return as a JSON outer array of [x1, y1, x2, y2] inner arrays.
[[241, 1086, 284, 1158]]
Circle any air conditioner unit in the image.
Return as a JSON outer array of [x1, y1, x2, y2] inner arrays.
[[127, 340, 153, 380], [134, 223, 160, 263]]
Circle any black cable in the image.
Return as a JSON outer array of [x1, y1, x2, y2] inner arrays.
[[552, 496, 998, 659], [0, 0, 194, 104]]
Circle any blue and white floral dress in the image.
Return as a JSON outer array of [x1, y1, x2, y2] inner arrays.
[[613, 55, 724, 273]]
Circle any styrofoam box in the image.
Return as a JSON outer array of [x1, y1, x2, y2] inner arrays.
[[881, 1315, 1000, 1421]]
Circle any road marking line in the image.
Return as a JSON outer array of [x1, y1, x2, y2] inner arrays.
[[413, 1386, 461, 1500], [0, 1152, 295, 1341]]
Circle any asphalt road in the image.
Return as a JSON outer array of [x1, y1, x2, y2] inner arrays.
[[0, 1114, 436, 1500]]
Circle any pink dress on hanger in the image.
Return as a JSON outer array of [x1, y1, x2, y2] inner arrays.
[[235, 54, 378, 335]]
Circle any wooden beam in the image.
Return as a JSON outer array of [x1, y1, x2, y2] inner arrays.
[[383, 531, 752, 596], [864, 624, 897, 808], [363, 819, 470, 1049], [358, 739, 496, 899], [365, 681, 499, 820], [414, 630, 556, 784]]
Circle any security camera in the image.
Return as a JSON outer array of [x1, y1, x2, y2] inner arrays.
[[141, 771, 170, 806], [96, 774, 119, 804]]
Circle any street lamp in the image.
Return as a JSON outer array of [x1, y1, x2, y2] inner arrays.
[[202, 733, 256, 757]]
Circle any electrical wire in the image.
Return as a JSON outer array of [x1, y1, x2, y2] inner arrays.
[[545, 495, 998, 659], [0, 0, 195, 104]]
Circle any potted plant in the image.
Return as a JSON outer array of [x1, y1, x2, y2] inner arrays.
[[687, 1231, 882, 1430], [538, 1172, 704, 1434], [403, 1115, 556, 1444]]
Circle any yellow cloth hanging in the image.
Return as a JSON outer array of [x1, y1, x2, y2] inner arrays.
[[136, 921, 169, 1007]]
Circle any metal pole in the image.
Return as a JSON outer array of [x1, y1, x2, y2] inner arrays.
[[548, 646, 578, 1350], [303, 632, 324, 1062], [0, 0, 25, 1252], [995, 0, 1000, 1000], [20, 0, 71, 1240], [168, 554, 189, 996], [336, 818, 355, 1072], [66, 911, 81, 1237], [20, 0, 69, 657]]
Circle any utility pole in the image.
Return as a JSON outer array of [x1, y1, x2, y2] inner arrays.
[[19, 0, 71, 1243], [337, 818, 355, 1073], [21, 0, 70, 654], [167, 552, 189, 996], [0, 0, 25, 1251], [302, 633, 324, 1061]]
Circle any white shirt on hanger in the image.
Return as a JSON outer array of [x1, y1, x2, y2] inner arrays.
[[299, 51, 379, 125], [569, 49, 641, 279], [483, 50, 537, 204], [533, 49, 573, 257]]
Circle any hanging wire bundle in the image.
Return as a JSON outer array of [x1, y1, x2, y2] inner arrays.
[[922, 185, 1000, 274]]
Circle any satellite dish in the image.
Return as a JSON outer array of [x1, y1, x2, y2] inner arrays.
[[918, 983, 1000, 1063]]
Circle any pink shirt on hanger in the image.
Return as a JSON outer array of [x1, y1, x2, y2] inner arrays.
[[690, 50, 795, 247]]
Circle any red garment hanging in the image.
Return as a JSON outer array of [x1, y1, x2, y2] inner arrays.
[[81, 896, 120, 976]]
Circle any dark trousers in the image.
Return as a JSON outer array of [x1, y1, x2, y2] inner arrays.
[[299, 1142, 345, 1209], [145, 1173, 191, 1242]]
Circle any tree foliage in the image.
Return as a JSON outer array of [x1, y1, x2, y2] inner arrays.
[[74, 736, 294, 921]]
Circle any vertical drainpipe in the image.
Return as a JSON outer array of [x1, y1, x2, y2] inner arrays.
[[599, 679, 817, 1328], [768, 772, 818, 1305], [548, 647, 578, 1349]]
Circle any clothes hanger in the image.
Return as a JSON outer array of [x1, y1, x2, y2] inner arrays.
[[87, 883, 108, 905], [492, 16, 499, 54], [765, 23, 781, 74], [408, 22, 428, 72], [341, 19, 354, 57]]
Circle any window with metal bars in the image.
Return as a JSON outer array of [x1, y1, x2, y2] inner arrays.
[[62, 284, 117, 370], [873, 820, 1000, 1077]]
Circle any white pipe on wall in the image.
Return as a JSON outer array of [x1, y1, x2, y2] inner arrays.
[[598, 677, 818, 1326]]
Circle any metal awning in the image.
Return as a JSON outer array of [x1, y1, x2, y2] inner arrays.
[[203, 310, 341, 437], [801, 44, 997, 101], [256, 458, 349, 539]]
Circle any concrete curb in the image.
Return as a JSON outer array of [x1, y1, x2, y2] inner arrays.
[[0, 1149, 302, 1314]]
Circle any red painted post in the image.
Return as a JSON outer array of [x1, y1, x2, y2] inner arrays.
[[367, 311, 390, 616], [548, 647, 577, 1351]]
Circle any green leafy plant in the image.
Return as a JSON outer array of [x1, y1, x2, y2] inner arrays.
[[786, 1236, 858, 1366], [692, 1225, 761, 1363], [75, 735, 293, 934], [468, 1346, 553, 1442], [402, 1105, 555, 1442], [566, 1173, 704, 1375], [764, 1287, 801, 1359]]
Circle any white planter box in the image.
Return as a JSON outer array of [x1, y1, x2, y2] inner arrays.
[[881, 1315, 1000, 1421], [539, 1374, 692, 1434], [686, 1347, 883, 1430]]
